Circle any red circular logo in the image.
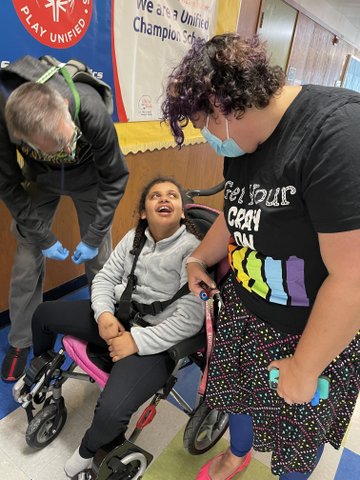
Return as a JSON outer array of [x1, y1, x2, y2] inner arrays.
[[12, 0, 93, 49]]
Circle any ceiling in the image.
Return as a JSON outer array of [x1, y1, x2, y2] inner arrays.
[[287, 0, 360, 48], [325, 0, 360, 33]]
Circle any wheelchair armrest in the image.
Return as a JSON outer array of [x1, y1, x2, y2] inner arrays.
[[167, 331, 206, 363]]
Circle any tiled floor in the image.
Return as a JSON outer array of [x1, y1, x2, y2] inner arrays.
[[0, 288, 359, 479]]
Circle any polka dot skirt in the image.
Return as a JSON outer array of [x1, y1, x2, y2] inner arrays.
[[205, 275, 360, 476]]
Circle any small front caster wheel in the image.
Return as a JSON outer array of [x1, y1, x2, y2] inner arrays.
[[26, 403, 67, 448]]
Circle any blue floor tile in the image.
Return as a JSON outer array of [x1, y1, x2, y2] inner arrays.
[[60, 287, 90, 301], [334, 448, 360, 480], [167, 361, 201, 411]]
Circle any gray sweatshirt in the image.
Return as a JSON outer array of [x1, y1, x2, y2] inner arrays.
[[91, 225, 204, 355]]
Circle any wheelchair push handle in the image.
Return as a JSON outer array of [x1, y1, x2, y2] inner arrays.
[[199, 282, 225, 313], [185, 180, 225, 201]]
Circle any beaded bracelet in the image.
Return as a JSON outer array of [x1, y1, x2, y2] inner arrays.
[[185, 256, 207, 270]]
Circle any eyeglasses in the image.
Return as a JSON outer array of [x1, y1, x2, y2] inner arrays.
[[22, 126, 82, 164]]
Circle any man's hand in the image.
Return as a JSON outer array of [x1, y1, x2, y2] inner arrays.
[[108, 332, 139, 362], [72, 241, 99, 264], [98, 312, 125, 342], [42, 240, 69, 260]]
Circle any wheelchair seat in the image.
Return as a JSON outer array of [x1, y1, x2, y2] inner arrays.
[[63, 336, 110, 389], [63, 327, 207, 391]]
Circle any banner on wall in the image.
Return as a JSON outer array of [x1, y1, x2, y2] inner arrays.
[[0, 0, 218, 122], [113, 0, 218, 121]]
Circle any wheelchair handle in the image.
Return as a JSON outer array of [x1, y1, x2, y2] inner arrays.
[[185, 180, 225, 201]]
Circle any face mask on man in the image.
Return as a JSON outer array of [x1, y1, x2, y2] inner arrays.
[[201, 115, 246, 157]]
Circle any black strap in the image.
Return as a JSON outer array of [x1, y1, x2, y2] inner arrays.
[[116, 236, 146, 323], [116, 236, 191, 323], [132, 283, 190, 317]]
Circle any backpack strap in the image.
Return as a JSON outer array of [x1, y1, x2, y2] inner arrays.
[[46, 57, 114, 115], [58, 66, 80, 121], [36, 60, 81, 122], [35, 65, 61, 84]]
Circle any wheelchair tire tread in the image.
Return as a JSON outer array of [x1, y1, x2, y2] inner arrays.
[[25, 403, 67, 449], [183, 401, 228, 455]]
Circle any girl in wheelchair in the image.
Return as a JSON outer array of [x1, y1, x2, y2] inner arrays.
[[22, 176, 204, 478]]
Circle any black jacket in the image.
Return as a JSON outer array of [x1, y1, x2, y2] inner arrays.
[[0, 73, 128, 249]]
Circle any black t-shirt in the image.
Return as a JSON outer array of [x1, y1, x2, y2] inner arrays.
[[224, 84, 360, 334]]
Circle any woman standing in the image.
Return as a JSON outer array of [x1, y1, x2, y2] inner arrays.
[[162, 34, 360, 480]]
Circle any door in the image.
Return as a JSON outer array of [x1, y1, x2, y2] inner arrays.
[[257, 0, 298, 70]]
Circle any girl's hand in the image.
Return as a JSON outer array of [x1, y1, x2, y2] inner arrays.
[[186, 262, 218, 299], [268, 357, 318, 405], [98, 312, 125, 342], [108, 332, 139, 361]]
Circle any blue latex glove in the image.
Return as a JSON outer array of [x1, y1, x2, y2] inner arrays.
[[72, 241, 99, 265], [42, 241, 69, 260]]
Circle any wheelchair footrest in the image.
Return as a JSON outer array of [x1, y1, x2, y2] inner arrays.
[[24, 350, 59, 387], [14, 350, 66, 409], [92, 440, 153, 480]]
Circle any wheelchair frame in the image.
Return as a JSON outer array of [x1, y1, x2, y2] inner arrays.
[[13, 324, 229, 479]]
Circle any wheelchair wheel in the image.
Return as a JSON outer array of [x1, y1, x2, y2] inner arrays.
[[183, 401, 229, 455], [26, 403, 67, 448], [96, 451, 148, 480]]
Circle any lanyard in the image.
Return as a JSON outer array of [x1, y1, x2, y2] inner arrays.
[[198, 299, 215, 396]]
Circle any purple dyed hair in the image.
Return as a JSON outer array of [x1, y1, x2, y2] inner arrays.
[[161, 33, 285, 146]]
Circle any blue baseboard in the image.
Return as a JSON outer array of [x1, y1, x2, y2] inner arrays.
[[0, 274, 88, 329]]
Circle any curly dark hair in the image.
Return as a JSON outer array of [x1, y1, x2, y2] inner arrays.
[[130, 176, 202, 255], [161, 33, 285, 145]]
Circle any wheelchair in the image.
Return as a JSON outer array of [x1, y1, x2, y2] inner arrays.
[[13, 183, 229, 480]]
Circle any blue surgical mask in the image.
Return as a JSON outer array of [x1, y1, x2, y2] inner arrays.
[[201, 116, 246, 157]]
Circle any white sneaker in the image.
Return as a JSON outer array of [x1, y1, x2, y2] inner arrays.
[[64, 447, 93, 478]]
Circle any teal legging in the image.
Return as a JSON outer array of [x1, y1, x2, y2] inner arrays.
[[229, 414, 324, 479]]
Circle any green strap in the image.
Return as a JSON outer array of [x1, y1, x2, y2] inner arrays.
[[36, 64, 80, 122], [59, 66, 80, 121], [36, 65, 60, 84]]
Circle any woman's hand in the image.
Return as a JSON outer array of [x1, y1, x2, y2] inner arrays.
[[98, 312, 125, 342], [268, 357, 318, 405], [108, 332, 139, 361], [186, 262, 218, 299]]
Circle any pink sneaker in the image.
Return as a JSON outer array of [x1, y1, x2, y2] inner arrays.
[[196, 450, 251, 480]]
